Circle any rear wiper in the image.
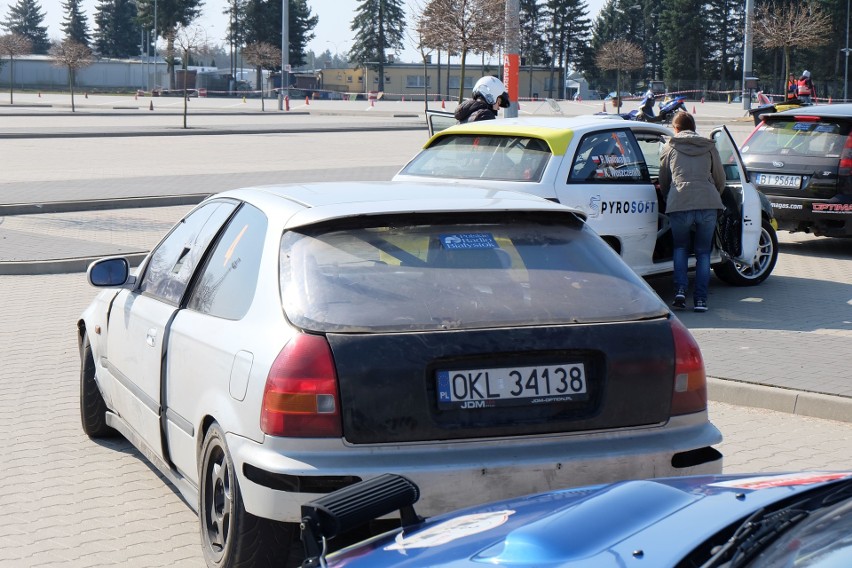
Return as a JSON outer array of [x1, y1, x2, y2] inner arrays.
[[701, 478, 852, 568]]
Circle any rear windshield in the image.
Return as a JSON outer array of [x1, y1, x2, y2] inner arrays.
[[742, 120, 849, 158], [279, 214, 666, 333], [400, 135, 552, 182]]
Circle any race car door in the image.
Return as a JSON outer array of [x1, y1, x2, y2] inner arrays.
[[105, 200, 237, 462], [557, 128, 659, 272], [711, 126, 761, 263], [426, 109, 459, 137]]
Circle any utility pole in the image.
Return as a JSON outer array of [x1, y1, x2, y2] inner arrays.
[[279, 0, 289, 110], [742, 0, 754, 110], [504, 0, 520, 118]]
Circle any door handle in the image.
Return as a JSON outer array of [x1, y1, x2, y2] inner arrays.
[[146, 328, 157, 347]]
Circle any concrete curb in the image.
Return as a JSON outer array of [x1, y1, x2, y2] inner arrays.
[[0, 252, 149, 276], [0, 194, 207, 216], [708, 377, 852, 423]]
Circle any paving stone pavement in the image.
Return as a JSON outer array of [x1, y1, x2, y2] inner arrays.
[[1, 102, 851, 566]]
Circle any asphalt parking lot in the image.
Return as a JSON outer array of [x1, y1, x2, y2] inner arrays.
[[1, 97, 851, 567]]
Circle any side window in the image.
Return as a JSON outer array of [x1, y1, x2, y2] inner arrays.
[[634, 135, 666, 179], [568, 130, 649, 183], [187, 204, 268, 320], [712, 129, 742, 182], [139, 201, 238, 305]]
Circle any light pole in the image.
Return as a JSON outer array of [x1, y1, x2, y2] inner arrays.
[[845, 0, 850, 102], [278, 0, 288, 110], [153, 0, 158, 90]]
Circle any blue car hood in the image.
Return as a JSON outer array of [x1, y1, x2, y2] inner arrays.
[[327, 472, 852, 567]]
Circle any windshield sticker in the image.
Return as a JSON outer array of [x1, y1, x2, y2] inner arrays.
[[440, 233, 498, 250], [710, 472, 852, 490], [385, 510, 515, 551], [793, 122, 813, 131]]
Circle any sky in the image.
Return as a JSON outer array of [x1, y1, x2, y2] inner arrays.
[[18, 0, 604, 64]]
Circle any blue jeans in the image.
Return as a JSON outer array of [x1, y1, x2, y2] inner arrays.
[[668, 209, 718, 301]]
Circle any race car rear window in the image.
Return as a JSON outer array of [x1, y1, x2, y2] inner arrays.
[[400, 135, 551, 182], [279, 213, 666, 333], [742, 120, 849, 158]]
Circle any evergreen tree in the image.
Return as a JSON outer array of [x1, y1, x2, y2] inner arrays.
[[543, 0, 591, 96], [1, 0, 50, 54], [62, 0, 91, 46], [243, 0, 317, 69], [704, 0, 742, 91], [136, 0, 204, 88], [93, 0, 141, 58], [350, 0, 406, 91], [659, 0, 705, 88], [519, 0, 548, 96]]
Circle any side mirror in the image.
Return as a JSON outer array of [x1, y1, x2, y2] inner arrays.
[[87, 257, 130, 287]]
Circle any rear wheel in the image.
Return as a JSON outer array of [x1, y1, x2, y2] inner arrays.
[[199, 423, 294, 568], [714, 218, 778, 286], [80, 333, 118, 438]]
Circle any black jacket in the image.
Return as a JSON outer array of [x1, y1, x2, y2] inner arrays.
[[454, 99, 497, 123]]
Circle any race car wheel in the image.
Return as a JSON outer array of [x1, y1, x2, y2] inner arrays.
[[80, 333, 118, 438], [714, 218, 778, 286], [199, 423, 293, 568]]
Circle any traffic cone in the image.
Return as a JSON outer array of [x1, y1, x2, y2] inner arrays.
[[829, 96, 832, 104], [370, 98, 375, 107], [38, 92, 41, 97], [149, 100, 154, 111], [242, 96, 246, 103], [401, 95, 405, 102], [305, 96, 309, 105], [85, 92, 88, 99], [441, 99, 445, 109], [602, 100, 607, 112], [285, 95, 290, 111], [692, 106, 696, 114]]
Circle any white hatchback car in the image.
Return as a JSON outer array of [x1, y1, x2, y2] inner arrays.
[[79, 182, 722, 567], [395, 114, 778, 286]]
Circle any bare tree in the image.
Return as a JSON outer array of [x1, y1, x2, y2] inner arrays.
[[49, 39, 92, 112], [753, 1, 831, 81], [242, 41, 281, 112], [421, 0, 504, 103], [0, 33, 32, 104], [174, 25, 207, 128], [411, 1, 436, 111], [595, 39, 644, 111]]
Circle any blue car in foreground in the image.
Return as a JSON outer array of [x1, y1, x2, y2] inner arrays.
[[300, 471, 852, 567]]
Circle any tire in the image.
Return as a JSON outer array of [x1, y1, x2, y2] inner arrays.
[[714, 218, 778, 286], [199, 424, 294, 568], [80, 333, 118, 438]]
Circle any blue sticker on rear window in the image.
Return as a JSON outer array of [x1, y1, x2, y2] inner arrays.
[[814, 124, 838, 133], [440, 233, 498, 250], [793, 122, 813, 131]]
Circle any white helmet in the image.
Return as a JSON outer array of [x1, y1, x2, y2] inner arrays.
[[473, 76, 510, 108], [802, 70, 811, 78]]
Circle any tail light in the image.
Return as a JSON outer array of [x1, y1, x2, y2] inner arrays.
[[839, 134, 852, 177], [669, 318, 707, 415], [261, 334, 342, 437]]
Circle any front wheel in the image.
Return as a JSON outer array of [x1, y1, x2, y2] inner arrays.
[[80, 333, 118, 438], [199, 424, 294, 568], [713, 218, 778, 286]]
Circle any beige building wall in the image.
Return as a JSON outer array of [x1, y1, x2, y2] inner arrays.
[[318, 62, 564, 101]]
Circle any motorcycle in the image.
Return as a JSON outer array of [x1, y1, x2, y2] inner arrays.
[[634, 94, 688, 123], [597, 93, 688, 123]]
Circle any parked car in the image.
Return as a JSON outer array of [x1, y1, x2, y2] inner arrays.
[[395, 114, 778, 286], [301, 471, 852, 567], [740, 104, 852, 237], [78, 182, 722, 567]]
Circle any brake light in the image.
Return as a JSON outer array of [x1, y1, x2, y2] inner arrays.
[[839, 134, 852, 177], [670, 318, 707, 415], [791, 115, 820, 122], [261, 334, 342, 437]]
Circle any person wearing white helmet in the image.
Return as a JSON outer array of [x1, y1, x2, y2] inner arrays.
[[454, 76, 511, 123], [796, 70, 816, 104]]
